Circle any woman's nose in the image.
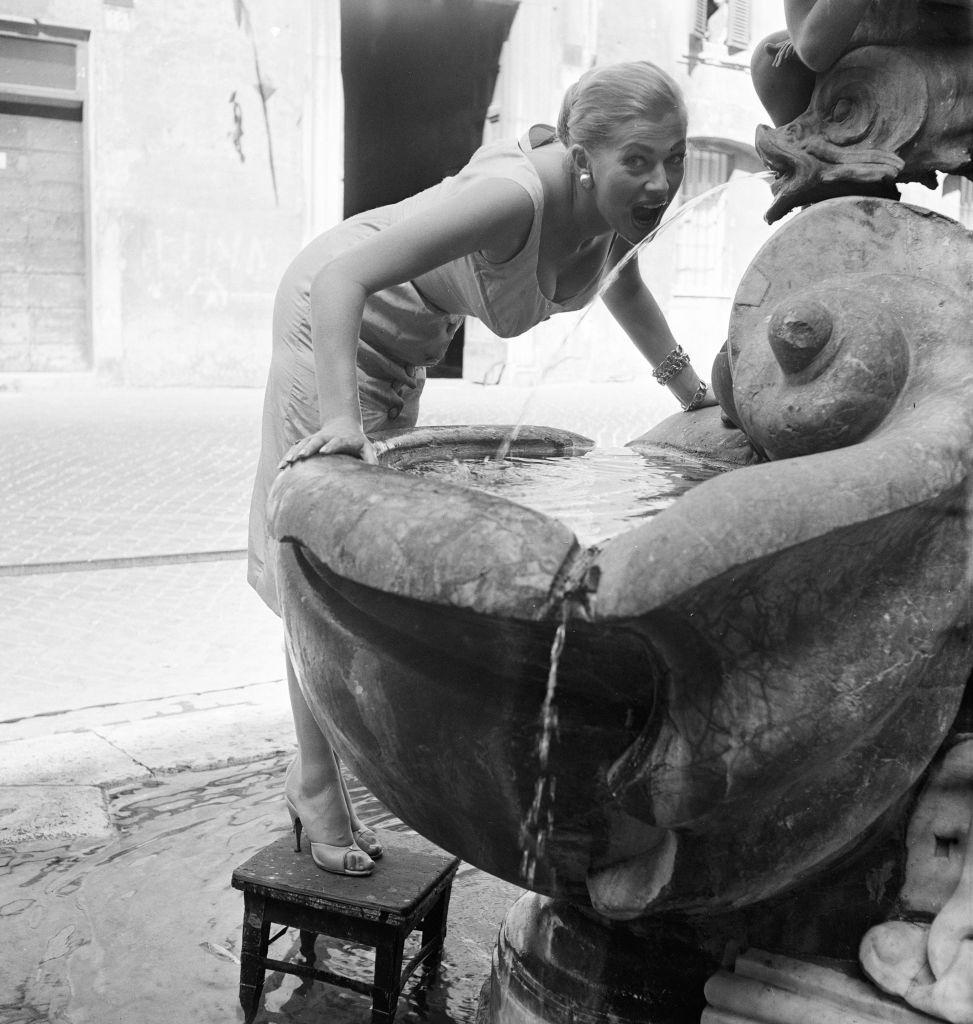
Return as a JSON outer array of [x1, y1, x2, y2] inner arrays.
[[643, 165, 670, 200]]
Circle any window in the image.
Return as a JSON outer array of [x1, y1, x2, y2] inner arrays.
[[674, 146, 734, 296], [691, 0, 718, 41], [689, 0, 751, 56], [725, 0, 751, 54], [0, 35, 77, 90]]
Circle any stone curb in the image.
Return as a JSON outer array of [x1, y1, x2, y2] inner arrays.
[[0, 680, 294, 841]]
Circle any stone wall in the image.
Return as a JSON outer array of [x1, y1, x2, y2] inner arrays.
[[1, 0, 311, 385]]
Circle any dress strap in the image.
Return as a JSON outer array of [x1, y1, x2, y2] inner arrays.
[[519, 123, 558, 152]]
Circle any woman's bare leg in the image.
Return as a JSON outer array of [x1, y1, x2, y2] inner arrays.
[[284, 648, 367, 854]]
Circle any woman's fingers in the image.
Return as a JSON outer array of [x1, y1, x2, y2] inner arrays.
[[278, 439, 310, 468], [278, 431, 370, 468]]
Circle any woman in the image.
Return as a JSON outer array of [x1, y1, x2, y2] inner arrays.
[[249, 59, 714, 876]]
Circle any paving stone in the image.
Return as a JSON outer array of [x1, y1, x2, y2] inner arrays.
[[0, 680, 288, 742], [0, 731, 149, 786], [0, 560, 283, 721], [97, 699, 295, 774], [0, 387, 261, 566], [0, 784, 114, 840]]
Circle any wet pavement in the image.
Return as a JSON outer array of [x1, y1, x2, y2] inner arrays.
[[6, 754, 523, 1024], [0, 378, 671, 1022]]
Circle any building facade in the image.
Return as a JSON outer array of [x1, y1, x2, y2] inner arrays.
[[1, 0, 968, 387]]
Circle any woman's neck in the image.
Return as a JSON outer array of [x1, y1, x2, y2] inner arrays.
[[531, 145, 610, 252]]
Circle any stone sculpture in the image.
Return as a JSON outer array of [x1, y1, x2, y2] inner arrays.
[[269, 196, 973, 1024], [860, 737, 973, 1024], [755, 0, 973, 222]]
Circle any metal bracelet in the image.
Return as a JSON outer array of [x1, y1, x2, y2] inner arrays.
[[683, 381, 708, 412], [652, 344, 691, 386]]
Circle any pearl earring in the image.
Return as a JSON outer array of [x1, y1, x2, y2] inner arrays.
[[579, 170, 593, 191]]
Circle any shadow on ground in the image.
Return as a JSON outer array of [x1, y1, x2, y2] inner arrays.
[[3, 754, 522, 1023]]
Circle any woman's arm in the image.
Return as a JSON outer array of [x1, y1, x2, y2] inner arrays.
[[784, 0, 872, 73], [286, 178, 535, 463], [600, 244, 716, 410]]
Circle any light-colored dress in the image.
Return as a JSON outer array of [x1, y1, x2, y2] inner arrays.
[[247, 132, 608, 615]]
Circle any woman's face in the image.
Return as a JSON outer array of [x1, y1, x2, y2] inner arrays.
[[586, 114, 687, 243]]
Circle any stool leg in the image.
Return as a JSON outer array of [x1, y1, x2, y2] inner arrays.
[[239, 893, 271, 1024], [420, 885, 453, 974], [372, 931, 407, 1024], [298, 929, 317, 968]]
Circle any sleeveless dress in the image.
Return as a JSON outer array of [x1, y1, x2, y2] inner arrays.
[[247, 130, 609, 615]]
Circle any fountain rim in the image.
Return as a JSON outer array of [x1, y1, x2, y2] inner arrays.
[[269, 404, 971, 625]]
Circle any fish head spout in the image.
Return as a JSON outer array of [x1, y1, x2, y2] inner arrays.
[[757, 46, 926, 222]]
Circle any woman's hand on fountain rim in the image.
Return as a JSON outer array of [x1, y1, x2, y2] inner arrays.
[[688, 390, 720, 410], [669, 367, 719, 411], [279, 422, 378, 468]]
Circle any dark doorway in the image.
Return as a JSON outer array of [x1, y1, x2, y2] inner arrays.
[[340, 0, 518, 377]]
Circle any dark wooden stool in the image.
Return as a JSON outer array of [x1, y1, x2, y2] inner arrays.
[[231, 831, 460, 1024]]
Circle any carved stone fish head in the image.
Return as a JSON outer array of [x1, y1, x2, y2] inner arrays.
[[756, 46, 928, 223]]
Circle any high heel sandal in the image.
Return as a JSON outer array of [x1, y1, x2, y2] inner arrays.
[[352, 826, 384, 860], [334, 758, 384, 860], [285, 797, 374, 877]]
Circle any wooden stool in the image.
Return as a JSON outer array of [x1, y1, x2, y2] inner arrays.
[[231, 831, 460, 1024]]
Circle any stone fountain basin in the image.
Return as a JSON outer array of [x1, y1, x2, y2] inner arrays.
[[270, 402, 972, 916]]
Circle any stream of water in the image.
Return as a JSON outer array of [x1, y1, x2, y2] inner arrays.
[[519, 604, 569, 889]]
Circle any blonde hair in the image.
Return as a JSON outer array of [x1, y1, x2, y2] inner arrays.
[[556, 61, 687, 151]]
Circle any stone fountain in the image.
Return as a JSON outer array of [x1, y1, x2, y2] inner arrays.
[[267, 14, 973, 1022]]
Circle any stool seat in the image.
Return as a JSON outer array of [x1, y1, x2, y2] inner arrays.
[[231, 831, 460, 1023]]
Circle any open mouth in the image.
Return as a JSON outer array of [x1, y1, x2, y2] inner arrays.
[[755, 127, 798, 194], [761, 153, 794, 191], [631, 202, 664, 233]]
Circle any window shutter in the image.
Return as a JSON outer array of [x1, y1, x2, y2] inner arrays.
[[726, 0, 752, 53], [691, 0, 710, 40]]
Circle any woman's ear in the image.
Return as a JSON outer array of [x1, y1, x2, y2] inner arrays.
[[569, 144, 591, 177]]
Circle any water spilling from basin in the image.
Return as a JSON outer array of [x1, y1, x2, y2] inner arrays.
[[519, 602, 570, 888]]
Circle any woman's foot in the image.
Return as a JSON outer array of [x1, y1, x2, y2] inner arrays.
[[334, 752, 384, 860], [284, 761, 375, 876]]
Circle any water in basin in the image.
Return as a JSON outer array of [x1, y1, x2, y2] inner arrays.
[[405, 442, 728, 546]]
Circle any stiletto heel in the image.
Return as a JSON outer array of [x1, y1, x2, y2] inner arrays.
[[284, 795, 374, 877], [286, 798, 303, 853]]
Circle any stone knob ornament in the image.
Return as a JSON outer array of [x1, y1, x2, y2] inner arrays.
[[767, 297, 833, 376]]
